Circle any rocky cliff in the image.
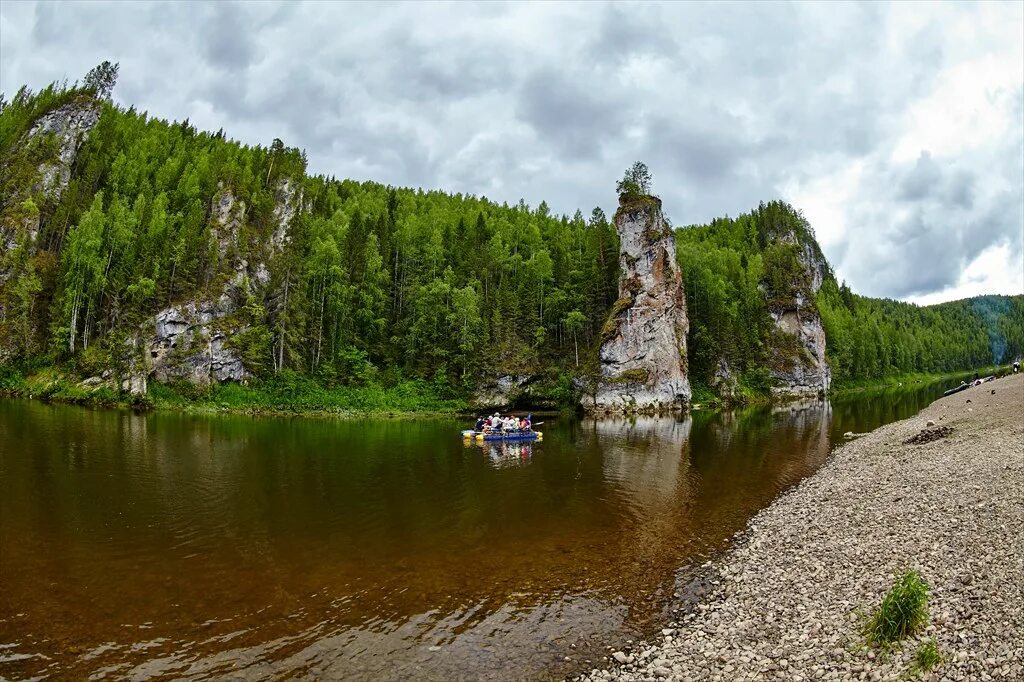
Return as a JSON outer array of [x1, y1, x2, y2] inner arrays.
[[30, 100, 101, 202], [0, 97, 100, 358], [765, 231, 831, 396], [1, 97, 99, 255], [585, 195, 691, 413], [135, 179, 301, 391]]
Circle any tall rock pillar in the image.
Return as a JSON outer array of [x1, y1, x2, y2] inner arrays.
[[764, 231, 832, 396], [586, 195, 691, 413]]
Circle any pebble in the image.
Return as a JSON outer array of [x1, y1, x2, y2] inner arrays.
[[574, 376, 1024, 682]]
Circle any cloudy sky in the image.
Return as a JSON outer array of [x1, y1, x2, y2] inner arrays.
[[2, 1, 1021, 304]]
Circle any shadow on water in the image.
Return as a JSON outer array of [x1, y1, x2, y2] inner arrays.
[[0, 380, 953, 680]]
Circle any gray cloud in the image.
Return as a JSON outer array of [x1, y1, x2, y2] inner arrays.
[[836, 145, 1023, 299], [898, 152, 942, 202], [1, 1, 1021, 301], [203, 3, 257, 71], [586, 5, 679, 66], [518, 67, 625, 159]]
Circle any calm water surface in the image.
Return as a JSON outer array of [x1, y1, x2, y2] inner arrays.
[[0, 382, 953, 680]]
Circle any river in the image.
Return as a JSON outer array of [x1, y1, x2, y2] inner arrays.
[[0, 381, 955, 680]]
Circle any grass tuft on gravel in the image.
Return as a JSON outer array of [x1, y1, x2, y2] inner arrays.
[[864, 570, 930, 649], [909, 638, 943, 677]]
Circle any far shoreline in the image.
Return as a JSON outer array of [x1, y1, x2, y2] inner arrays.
[[0, 365, 1006, 421]]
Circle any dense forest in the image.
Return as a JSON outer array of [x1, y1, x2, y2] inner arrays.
[[1, 68, 1022, 410], [676, 208, 1024, 392]]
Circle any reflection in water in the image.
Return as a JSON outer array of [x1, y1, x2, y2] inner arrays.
[[0, 381, 954, 680], [470, 439, 535, 468]]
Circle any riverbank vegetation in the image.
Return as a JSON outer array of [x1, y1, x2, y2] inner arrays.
[[2, 68, 1023, 414], [863, 569, 931, 651], [0, 364, 467, 416]]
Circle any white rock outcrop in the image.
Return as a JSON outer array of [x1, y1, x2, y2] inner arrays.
[[766, 230, 832, 396], [585, 195, 691, 413], [140, 176, 299, 386], [147, 296, 248, 385], [28, 100, 101, 200]]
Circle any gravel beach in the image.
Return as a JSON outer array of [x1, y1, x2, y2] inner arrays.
[[579, 373, 1024, 682]]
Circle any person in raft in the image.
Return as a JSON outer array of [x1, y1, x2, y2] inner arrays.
[[476, 412, 532, 434]]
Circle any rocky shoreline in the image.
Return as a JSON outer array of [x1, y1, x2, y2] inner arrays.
[[579, 374, 1024, 681]]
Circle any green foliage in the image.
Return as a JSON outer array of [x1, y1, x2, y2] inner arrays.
[[864, 570, 930, 649], [0, 364, 26, 392], [1, 72, 623, 394], [83, 61, 119, 100], [676, 201, 809, 383], [740, 367, 775, 396], [2, 69, 1020, 413], [678, 200, 1024, 395], [0, 365, 125, 407], [819, 284, 1024, 384], [688, 381, 720, 406], [549, 371, 578, 408], [910, 638, 943, 676], [149, 373, 466, 415], [616, 161, 652, 197]]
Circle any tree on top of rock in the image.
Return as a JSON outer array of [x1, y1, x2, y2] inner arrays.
[[84, 61, 119, 101], [616, 161, 652, 198]]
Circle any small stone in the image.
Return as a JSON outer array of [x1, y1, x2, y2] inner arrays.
[[613, 652, 629, 665]]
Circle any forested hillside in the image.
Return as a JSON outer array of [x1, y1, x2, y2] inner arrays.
[[1, 68, 1021, 410], [1, 71, 618, 406], [676, 207, 1024, 391]]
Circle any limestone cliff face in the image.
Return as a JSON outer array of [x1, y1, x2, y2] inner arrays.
[[136, 178, 301, 391], [585, 195, 690, 413], [29, 101, 101, 200], [0, 99, 100, 359], [765, 231, 832, 396], [147, 295, 248, 385], [1, 99, 99, 289]]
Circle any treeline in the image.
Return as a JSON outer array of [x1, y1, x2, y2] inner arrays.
[[3, 71, 1021, 405], [1, 75, 618, 391], [677, 202, 1024, 388], [676, 200, 830, 391], [818, 289, 1024, 382]]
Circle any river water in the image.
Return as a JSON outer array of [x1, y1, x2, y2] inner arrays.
[[0, 382, 954, 680]]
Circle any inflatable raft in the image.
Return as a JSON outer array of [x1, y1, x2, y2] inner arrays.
[[461, 430, 542, 442]]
